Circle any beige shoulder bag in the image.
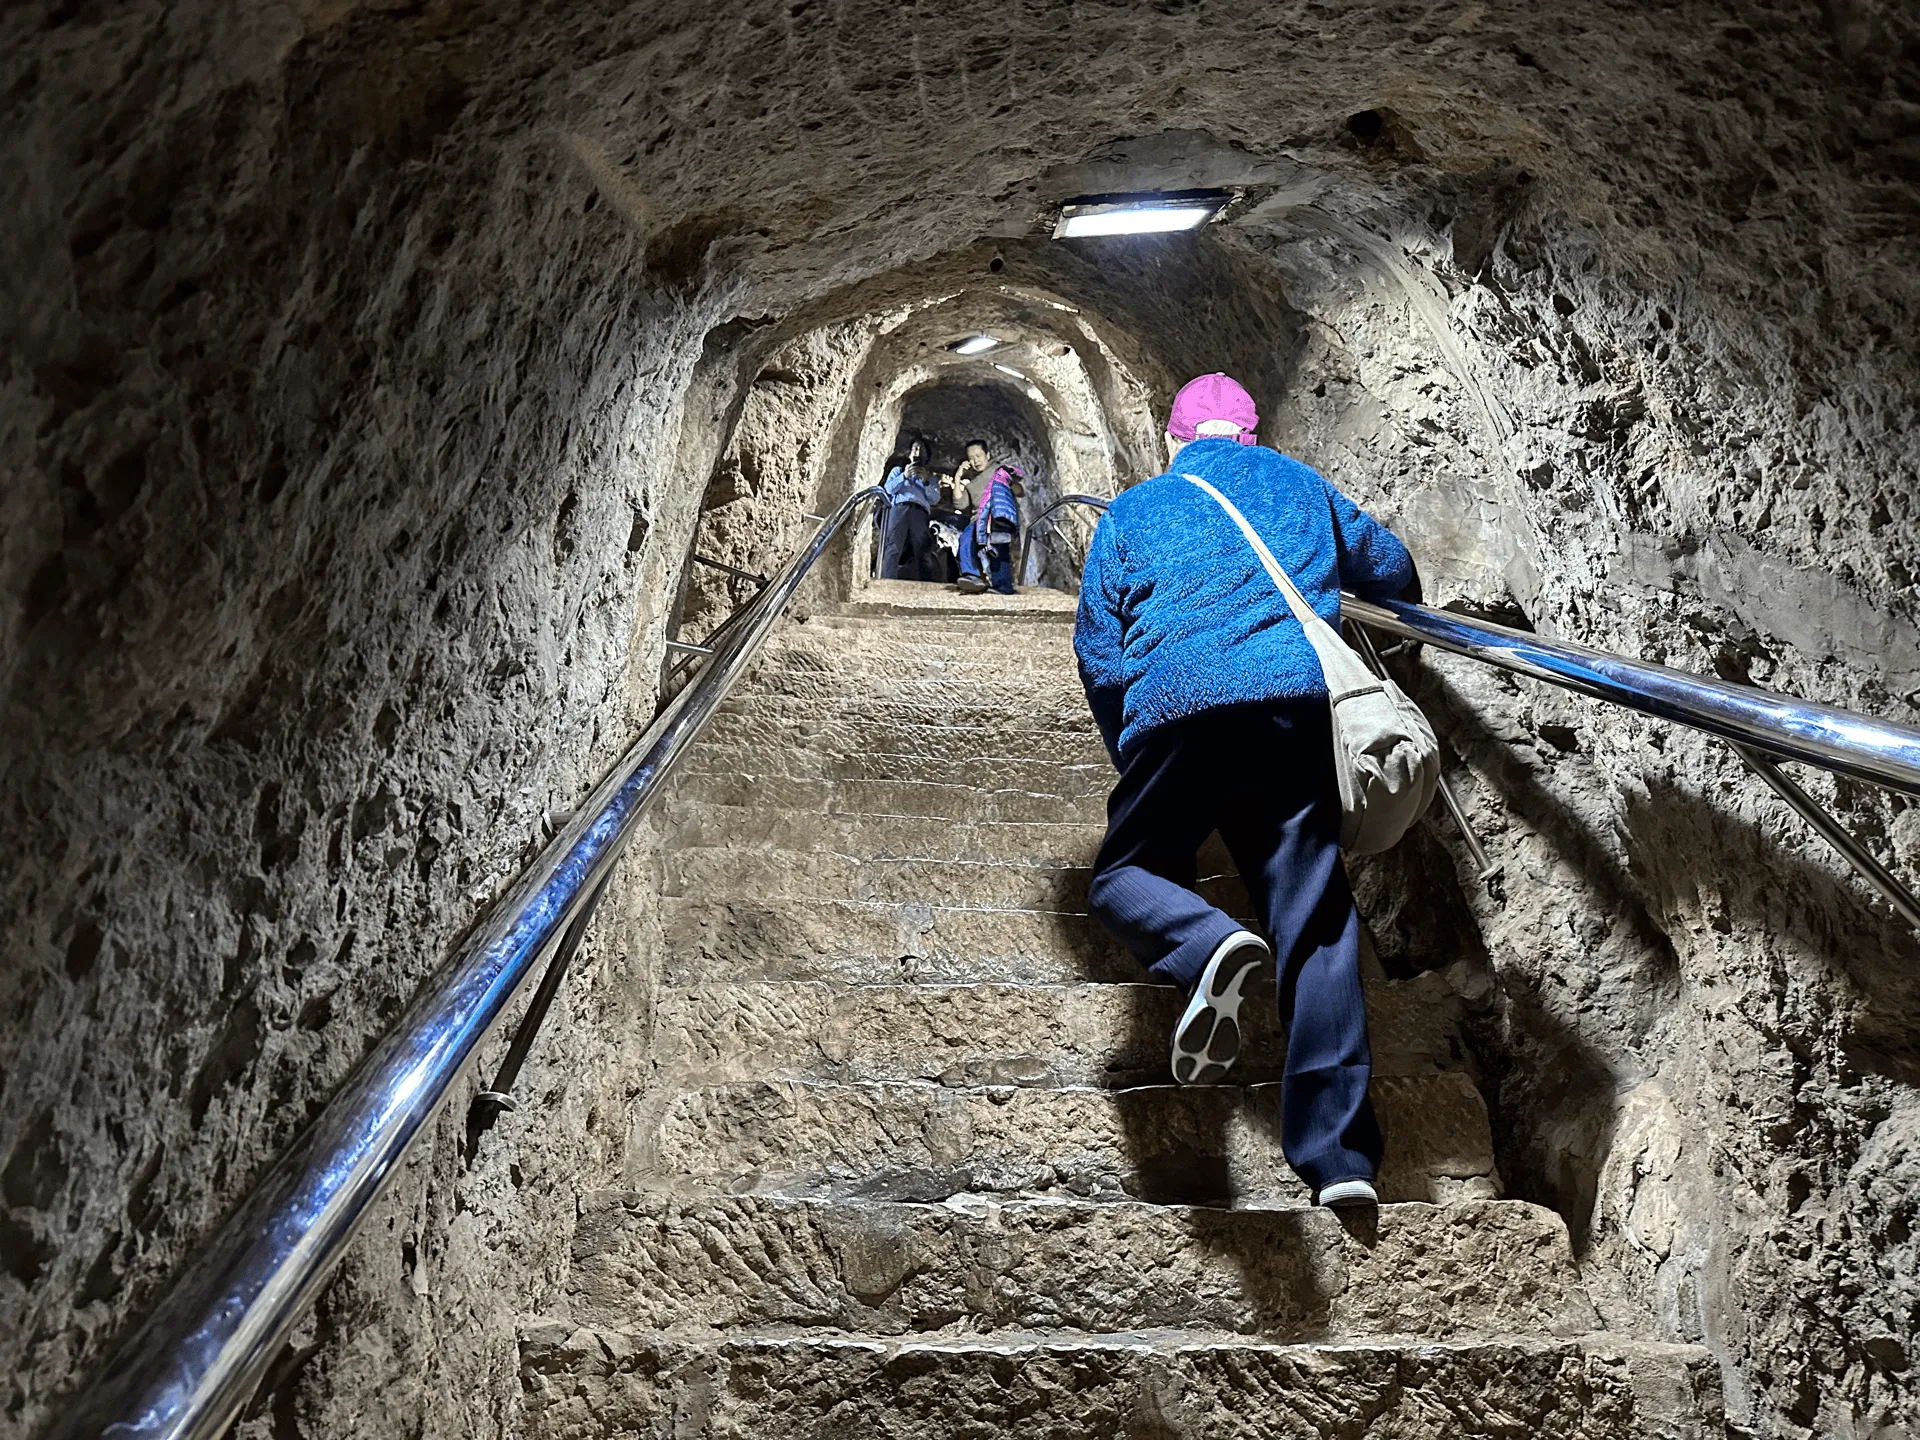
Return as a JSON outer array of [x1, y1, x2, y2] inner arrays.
[[1185, 474, 1438, 854]]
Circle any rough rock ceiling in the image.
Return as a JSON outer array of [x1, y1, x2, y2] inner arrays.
[[4, 2, 1920, 1437]]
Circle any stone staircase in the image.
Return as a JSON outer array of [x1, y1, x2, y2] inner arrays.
[[517, 581, 1724, 1438]]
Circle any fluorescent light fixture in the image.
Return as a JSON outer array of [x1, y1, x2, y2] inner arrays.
[[993, 363, 1027, 380], [1052, 191, 1231, 240], [953, 334, 1000, 355]]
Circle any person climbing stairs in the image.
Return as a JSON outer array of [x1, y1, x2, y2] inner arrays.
[[516, 581, 1724, 1437]]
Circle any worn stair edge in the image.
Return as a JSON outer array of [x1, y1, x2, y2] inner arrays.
[[639, 1073, 1499, 1209], [661, 845, 1242, 911], [695, 713, 1111, 765], [666, 770, 1110, 825], [652, 978, 1467, 1087], [824, 582, 1081, 616], [680, 743, 1112, 796], [565, 1191, 1595, 1340], [656, 797, 1105, 860], [743, 635, 1082, 674], [711, 693, 1101, 731], [517, 1324, 1724, 1440], [657, 894, 1138, 985]]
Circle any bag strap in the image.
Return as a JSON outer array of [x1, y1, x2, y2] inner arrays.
[[1183, 474, 1321, 629]]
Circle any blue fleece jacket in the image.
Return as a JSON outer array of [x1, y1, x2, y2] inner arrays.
[[1074, 439, 1415, 766], [884, 463, 941, 512]]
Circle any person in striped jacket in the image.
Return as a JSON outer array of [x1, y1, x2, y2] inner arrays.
[[956, 452, 1025, 595]]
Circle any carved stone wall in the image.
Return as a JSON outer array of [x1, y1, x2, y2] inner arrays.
[[4, 2, 1918, 1435]]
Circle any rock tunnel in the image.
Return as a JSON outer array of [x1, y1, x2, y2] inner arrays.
[[5, 2, 1920, 1436]]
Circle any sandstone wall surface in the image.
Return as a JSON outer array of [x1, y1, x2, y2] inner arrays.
[[4, 1, 1919, 1437]]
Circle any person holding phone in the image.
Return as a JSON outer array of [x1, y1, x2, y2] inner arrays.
[[880, 437, 942, 581]]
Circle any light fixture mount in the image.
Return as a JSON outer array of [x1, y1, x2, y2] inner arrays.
[[1051, 189, 1235, 240]]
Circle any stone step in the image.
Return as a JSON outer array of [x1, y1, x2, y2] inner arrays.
[[565, 1192, 1595, 1339], [652, 978, 1464, 1087], [805, 601, 1078, 627], [657, 894, 1137, 985], [696, 712, 1110, 767], [654, 800, 1105, 871], [726, 669, 1085, 712], [638, 1074, 1498, 1207], [763, 633, 1076, 667], [681, 741, 1112, 798], [519, 1326, 1723, 1440], [751, 631, 1080, 677], [662, 847, 1246, 913], [824, 581, 1081, 619], [711, 692, 1101, 735], [665, 771, 1110, 826]]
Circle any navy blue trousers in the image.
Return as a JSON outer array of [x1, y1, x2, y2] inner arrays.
[[880, 505, 938, 581], [958, 530, 1015, 593], [1086, 701, 1383, 1191]]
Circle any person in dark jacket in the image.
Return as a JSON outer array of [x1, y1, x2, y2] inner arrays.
[[1073, 372, 1420, 1209], [929, 443, 980, 584], [880, 437, 942, 581], [957, 460, 1024, 595]]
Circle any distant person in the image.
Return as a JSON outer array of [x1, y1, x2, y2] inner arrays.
[[880, 437, 942, 581], [957, 452, 1025, 595], [947, 441, 990, 586], [1073, 372, 1422, 1211], [943, 441, 987, 519], [930, 446, 978, 584]]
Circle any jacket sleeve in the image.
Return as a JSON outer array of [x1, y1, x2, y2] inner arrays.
[[1323, 478, 1415, 600], [1074, 515, 1128, 768]]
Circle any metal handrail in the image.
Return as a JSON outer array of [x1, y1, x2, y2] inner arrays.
[[998, 487, 1919, 913], [53, 486, 890, 1440], [1343, 595, 1920, 925], [1341, 597, 1920, 796], [1018, 493, 1111, 582]]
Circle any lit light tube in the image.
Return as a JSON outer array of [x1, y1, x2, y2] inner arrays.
[[993, 363, 1027, 379], [1052, 194, 1229, 240], [953, 335, 1000, 355]]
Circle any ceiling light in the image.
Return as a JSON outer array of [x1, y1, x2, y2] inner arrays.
[[993, 363, 1027, 379], [1052, 191, 1231, 240], [953, 335, 1000, 355]]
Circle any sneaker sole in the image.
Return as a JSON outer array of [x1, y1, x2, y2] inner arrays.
[[1170, 935, 1268, 1085], [1317, 1178, 1379, 1209]]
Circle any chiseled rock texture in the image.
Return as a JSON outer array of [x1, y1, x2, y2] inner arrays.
[[515, 587, 1721, 1437], [518, 1329, 1723, 1440], [2, 1, 1918, 1436]]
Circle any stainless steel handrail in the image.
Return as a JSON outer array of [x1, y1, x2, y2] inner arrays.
[[53, 486, 890, 1440], [999, 490, 1920, 909], [1344, 594, 1920, 924], [1018, 493, 1112, 583], [1341, 597, 1920, 796]]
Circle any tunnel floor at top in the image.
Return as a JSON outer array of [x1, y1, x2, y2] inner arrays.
[[10, 4, 1920, 1432], [517, 580, 1725, 1437]]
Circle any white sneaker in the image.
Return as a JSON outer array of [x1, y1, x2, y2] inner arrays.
[[1317, 1178, 1379, 1209], [1169, 930, 1270, 1085]]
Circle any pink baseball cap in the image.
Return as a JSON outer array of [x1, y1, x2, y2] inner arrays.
[[1167, 372, 1259, 444]]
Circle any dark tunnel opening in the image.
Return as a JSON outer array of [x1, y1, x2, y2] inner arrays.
[[6, 4, 1920, 1437], [894, 380, 1052, 493]]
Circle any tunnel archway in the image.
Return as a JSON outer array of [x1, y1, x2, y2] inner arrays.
[[8, 6, 1920, 1437], [894, 378, 1051, 491]]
